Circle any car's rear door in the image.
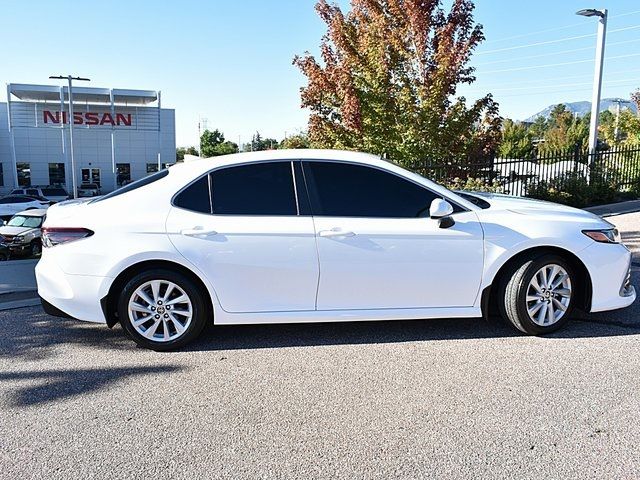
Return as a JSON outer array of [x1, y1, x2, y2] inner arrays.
[[302, 160, 484, 310], [166, 160, 319, 313]]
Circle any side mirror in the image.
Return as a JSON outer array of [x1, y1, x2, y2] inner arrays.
[[429, 198, 454, 219], [429, 198, 455, 229]]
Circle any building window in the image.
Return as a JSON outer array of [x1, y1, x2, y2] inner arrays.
[[48, 163, 66, 186], [17, 163, 31, 187], [146, 163, 171, 174], [81, 168, 101, 187], [0, 163, 4, 187], [116, 163, 131, 187]]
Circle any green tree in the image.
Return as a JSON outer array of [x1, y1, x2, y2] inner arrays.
[[176, 146, 199, 162], [498, 119, 534, 158], [243, 131, 279, 151], [293, 0, 501, 165], [200, 129, 239, 157], [538, 104, 588, 153], [280, 133, 310, 149]]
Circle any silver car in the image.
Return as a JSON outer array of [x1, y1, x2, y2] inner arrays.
[[0, 209, 47, 257]]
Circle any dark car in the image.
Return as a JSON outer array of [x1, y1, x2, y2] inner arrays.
[[0, 234, 9, 261]]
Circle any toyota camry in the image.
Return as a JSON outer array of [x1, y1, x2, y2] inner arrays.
[[36, 150, 636, 350]]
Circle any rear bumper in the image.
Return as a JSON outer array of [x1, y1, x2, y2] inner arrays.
[[35, 255, 110, 324]]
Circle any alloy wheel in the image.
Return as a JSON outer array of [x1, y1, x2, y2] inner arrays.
[[525, 264, 572, 326], [127, 280, 193, 342]]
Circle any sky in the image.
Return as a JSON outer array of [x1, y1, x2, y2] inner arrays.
[[2, 0, 639, 148]]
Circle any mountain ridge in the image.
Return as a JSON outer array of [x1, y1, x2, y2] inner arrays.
[[524, 98, 637, 122]]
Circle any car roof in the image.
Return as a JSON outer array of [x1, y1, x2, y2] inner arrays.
[[170, 149, 383, 176], [14, 208, 47, 217]]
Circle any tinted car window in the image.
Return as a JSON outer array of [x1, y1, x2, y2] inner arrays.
[[210, 162, 297, 215], [303, 161, 439, 218], [173, 175, 211, 214]]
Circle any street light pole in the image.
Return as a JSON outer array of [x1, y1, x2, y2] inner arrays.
[[576, 8, 607, 155], [49, 75, 90, 199]]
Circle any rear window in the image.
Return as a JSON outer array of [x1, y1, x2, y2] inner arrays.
[[173, 176, 211, 214], [210, 162, 297, 215], [91, 170, 169, 203]]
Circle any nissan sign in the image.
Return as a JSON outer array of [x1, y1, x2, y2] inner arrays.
[[44, 110, 133, 126]]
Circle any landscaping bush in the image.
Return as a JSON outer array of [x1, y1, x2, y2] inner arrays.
[[446, 177, 502, 193], [526, 171, 619, 208]]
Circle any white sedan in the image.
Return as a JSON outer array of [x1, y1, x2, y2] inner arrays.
[[36, 150, 635, 350], [0, 195, 49, 219]]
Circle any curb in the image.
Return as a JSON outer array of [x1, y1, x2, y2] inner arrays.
[[0, 297, 41, 311], [585, 200, 640, 217]]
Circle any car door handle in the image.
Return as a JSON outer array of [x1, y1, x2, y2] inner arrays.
[[180, 227, 218, 237], [318, 229, 356, 238]]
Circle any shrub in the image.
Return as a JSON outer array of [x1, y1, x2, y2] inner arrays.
[[446, 177, 502, 193], [526, 171, 618, 208]]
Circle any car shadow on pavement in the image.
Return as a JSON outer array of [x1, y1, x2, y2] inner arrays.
[[0, 307, 134, 361], [0, 366, 181, 408], [184, 310, 640, 353]]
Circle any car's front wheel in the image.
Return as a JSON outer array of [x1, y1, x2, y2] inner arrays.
[[30, 240, 42, 257], [500, 254, 575, 335], [118, 269, 207, 351]]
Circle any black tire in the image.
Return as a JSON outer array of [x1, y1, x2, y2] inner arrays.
[[499, 254, 575, 335], [118, 269, 208, 351], [30, 241, 42, 257], [0, 253, 7, 261]]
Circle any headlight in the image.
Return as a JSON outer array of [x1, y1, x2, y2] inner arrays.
[[13, 235, 24, 243], [582, 228, 621, 244]]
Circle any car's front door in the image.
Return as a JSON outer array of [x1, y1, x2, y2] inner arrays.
[[166, 161, 319, 313], [301, 161, 484, 310]]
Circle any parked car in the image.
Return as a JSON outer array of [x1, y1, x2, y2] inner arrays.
[[10, 186, 69, 203], [0, 234, 9, 261], [0, 195, 50, 221], [37, 149, 636, 351], [0, 209, 47, 257], [77, 183, 101, 198]]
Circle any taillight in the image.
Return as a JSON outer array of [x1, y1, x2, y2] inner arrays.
[[42, 228, 94, 248]]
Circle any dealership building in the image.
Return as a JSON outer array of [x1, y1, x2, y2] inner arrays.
[[0, 83, 175, 195]]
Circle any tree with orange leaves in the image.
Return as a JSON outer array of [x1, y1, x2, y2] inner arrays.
[[294, 0, 501, 165]]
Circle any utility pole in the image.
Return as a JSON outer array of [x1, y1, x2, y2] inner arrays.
[[49, 75, 90, 199], [576, 8, 608, 154], [612, 98, 631, 143]]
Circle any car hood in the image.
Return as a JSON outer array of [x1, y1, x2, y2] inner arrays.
[[464, 192, 614, 231], [467, 192, 600, 217], [0, 226, 36, 236]]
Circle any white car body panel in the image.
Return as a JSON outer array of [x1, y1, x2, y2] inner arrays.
[[311, 212, 484, 309], [166, 207, 319, 313], [36, 149, 635, 328]]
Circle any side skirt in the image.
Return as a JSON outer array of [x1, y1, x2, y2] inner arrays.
[[213, 306, 482, 326]]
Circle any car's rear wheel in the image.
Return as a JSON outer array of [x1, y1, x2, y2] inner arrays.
[[500, 254, 575, 335], [118, 269, 207, 351]]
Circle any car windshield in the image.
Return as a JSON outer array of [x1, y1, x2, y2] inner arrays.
[[7, 215, 43, 228]]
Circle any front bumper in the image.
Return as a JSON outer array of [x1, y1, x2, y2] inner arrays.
[[36, 255, 110, 324], [9, 243, 31, 253], [580, 242, 636, 312]]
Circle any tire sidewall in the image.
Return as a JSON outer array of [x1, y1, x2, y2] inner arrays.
[[514, 255, 575, 335], [118, 269, 207, 351]]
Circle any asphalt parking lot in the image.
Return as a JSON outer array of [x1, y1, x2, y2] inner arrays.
[[1, 215, 639, 479]]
